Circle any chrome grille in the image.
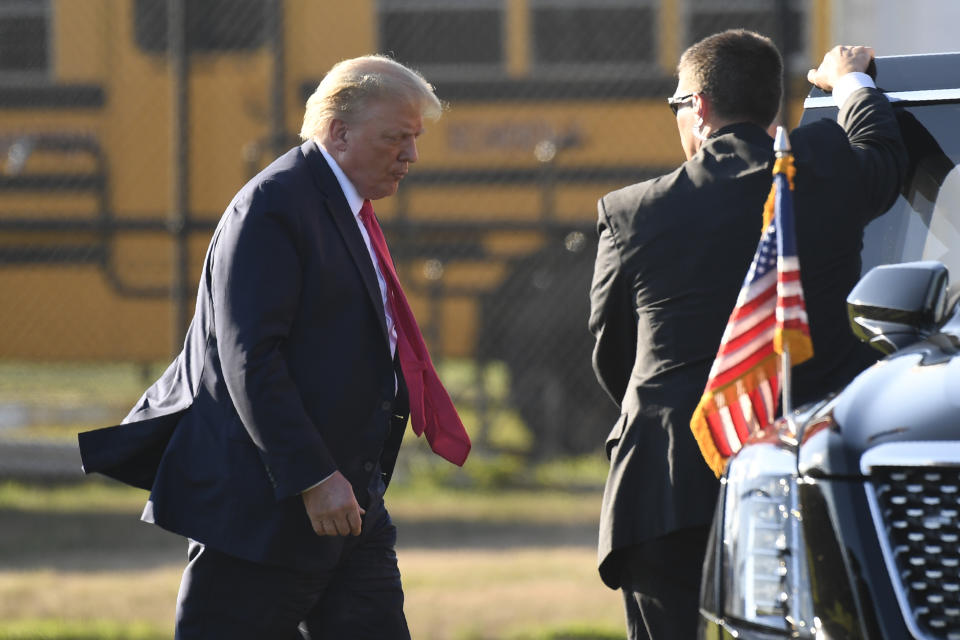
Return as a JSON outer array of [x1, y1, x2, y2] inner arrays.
[[871, 466, 960, 639]]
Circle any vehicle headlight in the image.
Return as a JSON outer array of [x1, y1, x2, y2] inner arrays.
[[721, 439, 816, 634]]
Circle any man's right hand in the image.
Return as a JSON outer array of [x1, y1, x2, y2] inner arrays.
[[301, 471, 365, 536], [807, 45, 875, 92]]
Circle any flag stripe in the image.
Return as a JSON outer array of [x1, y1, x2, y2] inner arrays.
[[778, 281, 805, 298], [708, 343, 776, 390], [779, 317, 810, 331], [778, 256, 801, 271], [777, 294, 806, 310], [759, 377, 775, 424], [749, 386, 769, 425], [717, 314, 777, 357], [718, 405, 742, 455], [730, 275, 777, 320], [705, 409, 734, 457], [727, 398, 750, 444], [738, 391, 760, 436]]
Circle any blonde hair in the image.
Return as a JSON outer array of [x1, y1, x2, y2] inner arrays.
[[299, 55, 443, 141]]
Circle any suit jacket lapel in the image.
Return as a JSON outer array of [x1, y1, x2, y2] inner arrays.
[[300, 140, 390, 348]]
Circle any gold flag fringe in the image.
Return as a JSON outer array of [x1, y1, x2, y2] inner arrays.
[[689, 354, 779, 477]]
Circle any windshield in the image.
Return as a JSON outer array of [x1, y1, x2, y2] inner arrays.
[[802, 100, 960, 298]]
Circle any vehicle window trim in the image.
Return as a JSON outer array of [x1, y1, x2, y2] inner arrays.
[[804, 88, 960, 109]]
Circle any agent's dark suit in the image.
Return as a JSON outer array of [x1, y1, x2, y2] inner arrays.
[[79, 139, 409, 572], [589, 87, 906, 590]]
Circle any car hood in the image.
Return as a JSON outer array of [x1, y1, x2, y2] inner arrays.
[[798, 335, 960, 477]]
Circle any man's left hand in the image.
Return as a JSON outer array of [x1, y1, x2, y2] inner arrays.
[[301, 471, 365, 536]]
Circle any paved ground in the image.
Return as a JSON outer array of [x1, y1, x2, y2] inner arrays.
[[0, 440, 84, 479], [0, 505, 598, 573]]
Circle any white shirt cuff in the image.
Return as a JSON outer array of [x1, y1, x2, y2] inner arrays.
[[301, 471, 335, 494], [832, 72, 877, 109]]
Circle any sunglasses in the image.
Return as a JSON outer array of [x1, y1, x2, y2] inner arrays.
[[667, 93, 696, 116]]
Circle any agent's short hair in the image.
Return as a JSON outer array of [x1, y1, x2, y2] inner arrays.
[[299, 55, 443, 141], [678, 29, 782, 128]]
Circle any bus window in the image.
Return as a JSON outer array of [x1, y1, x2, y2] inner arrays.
[[686, 0, 807, 67], [133, 0, 268, 53], [378, 0, 504, 79], [0, 0, 49, 78], [531, 0, 657, 76]]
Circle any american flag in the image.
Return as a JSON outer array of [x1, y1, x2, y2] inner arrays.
[[690, 129, 813, 477]]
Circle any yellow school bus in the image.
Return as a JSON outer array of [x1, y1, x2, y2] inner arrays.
[[0, 0, 826, 451]]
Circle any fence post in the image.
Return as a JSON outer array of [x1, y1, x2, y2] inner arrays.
[[268, 0, 286, 158], [168, 0, 191, 353]]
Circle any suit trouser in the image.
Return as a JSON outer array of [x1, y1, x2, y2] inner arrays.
[[619, 525, 711, 640], [174, 499, 409, 640]]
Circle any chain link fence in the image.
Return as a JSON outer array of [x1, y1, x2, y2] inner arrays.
[[0, 0, 810, 477]]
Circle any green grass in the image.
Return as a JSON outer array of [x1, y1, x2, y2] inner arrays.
[[0, 475, 603, 523], [0, 361, 167, 439], [0, 621, 626, 640], [0, 358, 545, 455], [0, 359, 510, 409], [0, 620, 166, 640], [0, 479, 147, 513], [0, 362, 167, 407], [500, 625, 625, 640], [0, 621, 625, 640]]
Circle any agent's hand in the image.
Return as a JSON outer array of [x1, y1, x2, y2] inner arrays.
[[807, 45, 875, 91], [301, 471, 365, 536]]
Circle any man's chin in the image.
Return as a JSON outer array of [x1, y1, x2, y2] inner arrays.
[[379, 183, 401, 199]]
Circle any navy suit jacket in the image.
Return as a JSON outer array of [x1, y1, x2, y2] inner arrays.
[[79, 140, 409, 570]]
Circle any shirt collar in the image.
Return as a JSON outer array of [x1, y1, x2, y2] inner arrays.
[[317, 143, 364, 218]]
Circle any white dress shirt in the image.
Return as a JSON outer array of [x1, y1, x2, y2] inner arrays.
[[317, 144, 398, 358]]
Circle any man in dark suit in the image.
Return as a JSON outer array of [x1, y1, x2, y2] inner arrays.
[[78, 55, 470, 639], [589, 32, 906, 640]]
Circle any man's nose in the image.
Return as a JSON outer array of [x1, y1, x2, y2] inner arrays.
[[400, 138, 418, 163]]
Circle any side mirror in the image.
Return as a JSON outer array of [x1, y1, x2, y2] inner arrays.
[[846, 261, 950, 355]]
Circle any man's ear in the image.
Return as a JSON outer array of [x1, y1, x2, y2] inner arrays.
[[693, 93, 707, 121], [328, 118, 349, 152]]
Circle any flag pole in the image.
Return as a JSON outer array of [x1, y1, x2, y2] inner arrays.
[[774, 126, 794, 427]]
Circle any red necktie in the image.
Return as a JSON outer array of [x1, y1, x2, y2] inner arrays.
[[359, 200, 471, 466]]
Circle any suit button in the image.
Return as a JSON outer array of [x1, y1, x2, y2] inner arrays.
[[381, 400, 392, 411], [362, 461, 375, 472]]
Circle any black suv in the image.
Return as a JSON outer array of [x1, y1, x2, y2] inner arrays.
[[698, 53, 960, 639]]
